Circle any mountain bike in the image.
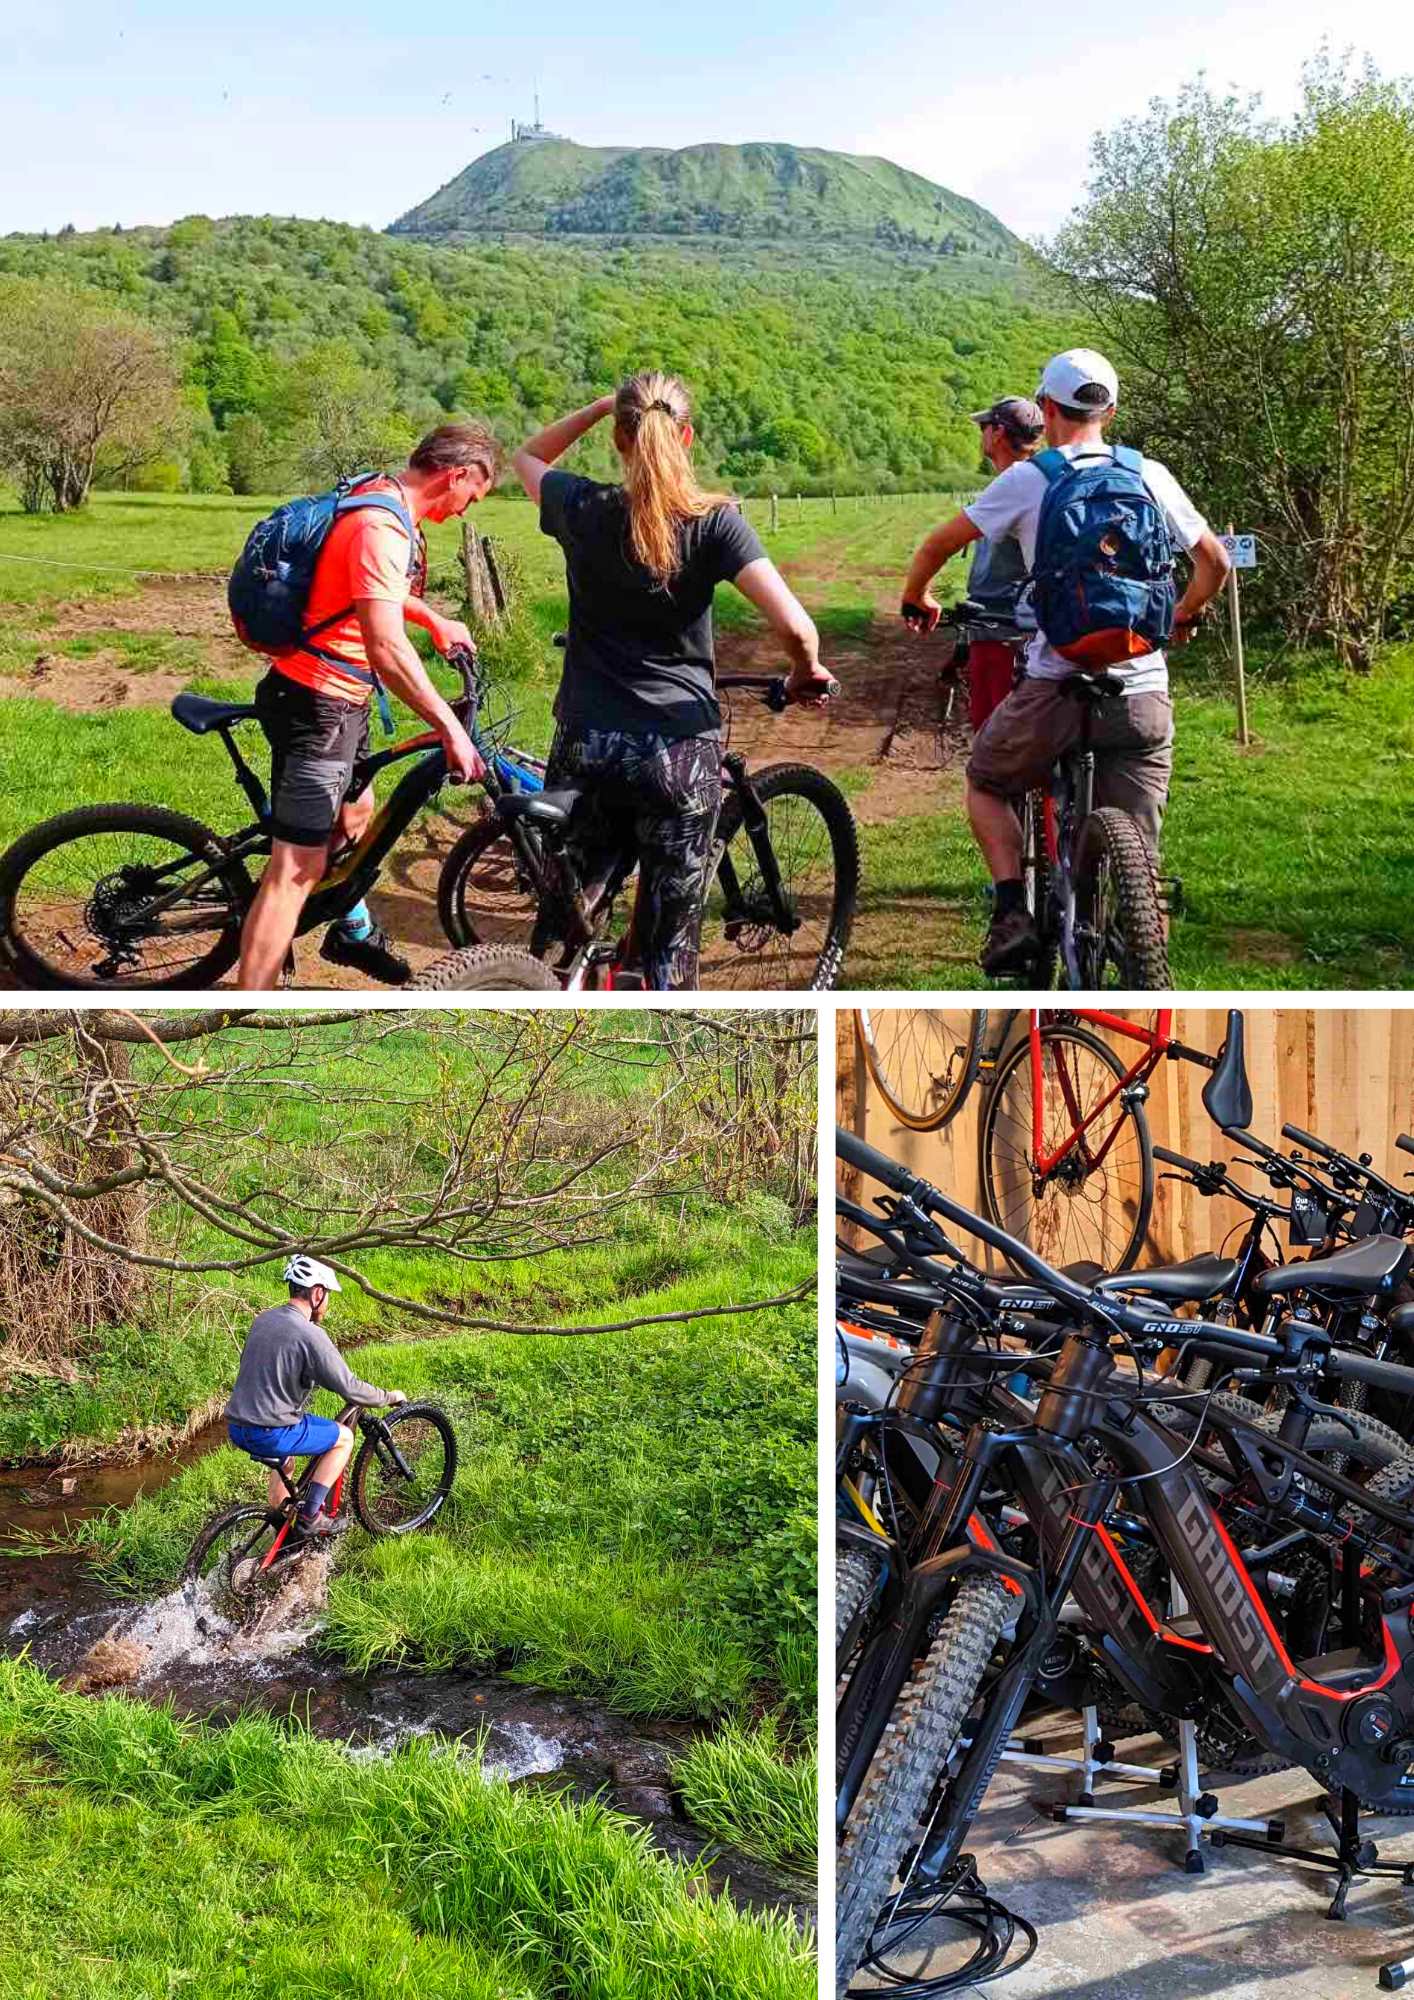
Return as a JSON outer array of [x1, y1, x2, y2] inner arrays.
[[0, 647, 534, 990], [427, 668, 859, 991], [833, 1127, 1414, 1994], [936, 596, 1029, 749], [850, 1005, 1240, 1275], [186, 1400, 456, 1623]]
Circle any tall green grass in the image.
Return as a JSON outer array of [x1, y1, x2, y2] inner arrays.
[[0, 1659, 813, 1999], [673, 1716, 817, 1869]]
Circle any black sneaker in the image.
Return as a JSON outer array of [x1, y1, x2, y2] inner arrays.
[[319, 922, 411, 985], [291, 1513, 349, 1543], [979, 906, 1040, 977]]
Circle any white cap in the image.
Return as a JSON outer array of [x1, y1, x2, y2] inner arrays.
[[1036, 347, 1119, 414], [283, 1253, 342, 1293]]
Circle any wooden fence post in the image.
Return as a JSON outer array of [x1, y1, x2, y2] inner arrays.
[[460, 521, 485, 621], [481, 535, 507, 618], [770, 492, 780, 533]]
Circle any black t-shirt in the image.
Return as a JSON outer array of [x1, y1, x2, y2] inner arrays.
[[539, 469, 766, 738]]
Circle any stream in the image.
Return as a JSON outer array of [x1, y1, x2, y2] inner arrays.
[[0, 1452, 815, 1929]]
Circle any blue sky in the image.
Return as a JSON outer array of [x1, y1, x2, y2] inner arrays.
[[2, 1, 1406, 241]]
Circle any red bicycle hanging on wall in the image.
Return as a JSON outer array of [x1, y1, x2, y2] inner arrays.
[[854, 1006, 1231, 1273]]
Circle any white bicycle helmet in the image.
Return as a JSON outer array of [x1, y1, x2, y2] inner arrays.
[[283, 1253, 342, 1293]]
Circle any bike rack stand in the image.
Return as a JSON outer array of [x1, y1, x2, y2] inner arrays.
[[1004, 1706, 1276, 1872]]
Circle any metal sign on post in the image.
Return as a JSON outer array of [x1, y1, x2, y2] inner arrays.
[[1222, 525, 1256, 746]]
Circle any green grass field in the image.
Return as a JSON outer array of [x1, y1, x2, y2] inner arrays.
[[4, 485, 1407, 986], [0, 1660, 813, 2000]]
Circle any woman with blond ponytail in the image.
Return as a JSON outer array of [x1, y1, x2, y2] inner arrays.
[[511, 371, 833, 990]]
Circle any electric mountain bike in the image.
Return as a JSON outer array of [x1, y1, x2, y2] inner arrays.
[[427, 667, 858, 991], [186, 1400, 457, 1624], [0, 646, 535, 990]]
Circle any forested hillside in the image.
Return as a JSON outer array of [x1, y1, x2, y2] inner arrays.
[[392, 136, 1020, 259], [1, 212, 1075, 496]]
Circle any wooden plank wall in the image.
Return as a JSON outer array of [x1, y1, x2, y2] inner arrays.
[[838, 1009, 1414, 1266]]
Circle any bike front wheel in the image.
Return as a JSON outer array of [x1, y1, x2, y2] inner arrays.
[[409, 943, 561, 991], [855, 1007, 985, 1131], [978, 1021, 1155, 1274], [699, 762, 859, 991], [352, 1402, 458, 1535], [435, 810, 543, 951], [0, 803, 252, 988], [836, 1573, 1014, 1997], [1071, 807, 1170, 989]]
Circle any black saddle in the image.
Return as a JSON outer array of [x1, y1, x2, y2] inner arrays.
[[1062, 671, 1129, 705], [171, 692, 257, 735], [1095, 1252, 1241, 1306], [1255, 1233, 1412, 1302], [494, 787, 583, 830]]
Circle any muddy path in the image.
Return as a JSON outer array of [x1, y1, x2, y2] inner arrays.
[[0, 1460, 815, 1928]]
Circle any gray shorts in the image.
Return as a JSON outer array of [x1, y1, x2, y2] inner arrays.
[[966, 675, 1174, 848], [255, 671, 371, 848]]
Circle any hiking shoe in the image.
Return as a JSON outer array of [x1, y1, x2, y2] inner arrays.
[[980, 906, 1040, 977], [291, 1513, 349, 1543], [319, 922, 411, 985]]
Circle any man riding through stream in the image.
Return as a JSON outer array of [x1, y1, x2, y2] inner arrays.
[[225, 1256, 405, 1542]]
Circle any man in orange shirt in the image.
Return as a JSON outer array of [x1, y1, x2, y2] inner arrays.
[[238, 422, 501, 990]]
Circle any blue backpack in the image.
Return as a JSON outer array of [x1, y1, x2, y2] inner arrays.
[[227, 473, 417, 681], [1029, 445, 1176, 667]]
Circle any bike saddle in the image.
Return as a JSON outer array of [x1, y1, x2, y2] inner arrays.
[[494, 787, 582, 829], [1093, 1252, 1241, 1306], [1255, 1232, 1412, 1300], [1063, 671, 1129, 704], [170, 692, 258, 734]]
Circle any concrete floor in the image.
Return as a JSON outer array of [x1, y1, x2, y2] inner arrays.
[[855, 1710, 1414, 1999]]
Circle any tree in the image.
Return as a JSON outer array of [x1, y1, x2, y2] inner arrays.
[[266, 341, 412, 485], [0, 278, 187, 512], [0, 1009, 814, 1377], [1051, 56, 1414, 666]]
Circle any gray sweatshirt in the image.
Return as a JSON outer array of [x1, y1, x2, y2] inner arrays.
[[225, 1303, 388, 1427]]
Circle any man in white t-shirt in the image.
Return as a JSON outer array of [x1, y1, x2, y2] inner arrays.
[[901, 347, 1231, 976]]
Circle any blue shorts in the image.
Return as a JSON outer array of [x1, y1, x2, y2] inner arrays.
[[228, 1414, 343, 1462]]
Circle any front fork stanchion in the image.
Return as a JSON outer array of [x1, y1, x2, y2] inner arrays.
[[723, 752, 798, 933], [912, 1478, 1116, 1883]]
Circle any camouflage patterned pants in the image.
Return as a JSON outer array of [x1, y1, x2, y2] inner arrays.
[[530, 724, 723, 990]]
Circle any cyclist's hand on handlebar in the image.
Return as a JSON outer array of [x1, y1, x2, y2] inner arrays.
[[440, 717, 486, 786], [786, 661, 837, 708], [384, 1390, 408, 1407], [429, 616, 475, 659], [901, 589, 941, 634]]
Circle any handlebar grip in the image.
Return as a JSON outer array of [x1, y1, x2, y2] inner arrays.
[[1399, 1134, 1414, 1159], [1326, 1345, 1414, 1398], [1153, 1144, 1207, 1175], [1282, 1123, 1335, 1160]]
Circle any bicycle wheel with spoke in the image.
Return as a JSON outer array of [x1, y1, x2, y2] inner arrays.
[[979, 1022, 1154, 1274], [352, 1403, 458, 1535], [435, 811, 543, 950], [0, 804, 252, 989], [698, 762, 858, 990], [856, 1008, 985, 1131], [1072, 808, 1170, 990], [184, 1505, 288, 1624]]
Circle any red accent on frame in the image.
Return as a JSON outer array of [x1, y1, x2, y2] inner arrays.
[[1091, 1522, 1213, 1653], [1205, 1503, 1401, 1702], [260, 1520, 291, 1571], [967, 1511, 1024, 1597]]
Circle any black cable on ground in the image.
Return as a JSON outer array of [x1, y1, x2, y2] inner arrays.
[[848, 1855, 1039, 1997]]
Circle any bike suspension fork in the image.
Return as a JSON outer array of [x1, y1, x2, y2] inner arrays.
[[911, 1476, 1118, 1882], [722, 751, 797, 930]]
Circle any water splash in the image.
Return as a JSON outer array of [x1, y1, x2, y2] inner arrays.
[[69, 1553, 333, 1691], [345, 1711, 565, 1782]]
